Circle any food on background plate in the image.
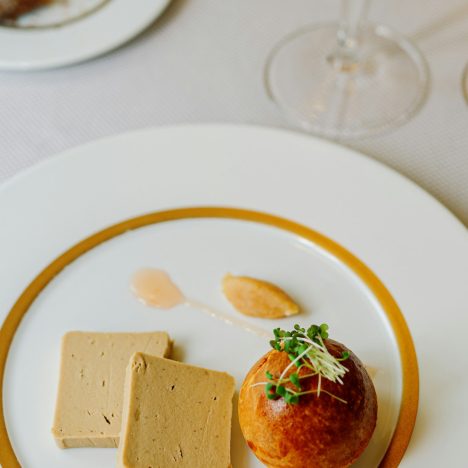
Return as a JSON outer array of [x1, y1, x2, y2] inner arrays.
[[0, 0, 51, 20], [238, 324, 377, 468], [118, 353, 235, 468], [222, 273, 300, 319], [51, 331, 171, 448]]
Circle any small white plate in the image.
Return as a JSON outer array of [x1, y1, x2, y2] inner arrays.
[[0, 0, 171, 70], [0, 125, 466, 467]]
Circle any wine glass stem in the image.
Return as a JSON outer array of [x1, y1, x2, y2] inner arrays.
[[330, 0, 370, 70]]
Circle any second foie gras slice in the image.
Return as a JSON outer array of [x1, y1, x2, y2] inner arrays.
[[52, 331, 171, 448], [118, 353, 235, 468]]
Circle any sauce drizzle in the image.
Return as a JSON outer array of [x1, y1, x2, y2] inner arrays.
[[131, 268, 269, 338], [131, 268, 185, 309]]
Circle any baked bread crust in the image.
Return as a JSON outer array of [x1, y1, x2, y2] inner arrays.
[[238, 340, 377, 468]]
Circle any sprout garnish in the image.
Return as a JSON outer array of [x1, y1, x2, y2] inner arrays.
[[253, 324, 349, 404]]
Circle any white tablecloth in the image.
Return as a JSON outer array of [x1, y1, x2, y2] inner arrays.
[[1, 0, 467, 224]]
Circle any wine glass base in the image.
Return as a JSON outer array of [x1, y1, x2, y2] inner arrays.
[[265, 23, 430, 140]]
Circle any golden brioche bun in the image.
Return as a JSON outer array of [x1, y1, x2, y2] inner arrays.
[[238, 340, 377, 468]]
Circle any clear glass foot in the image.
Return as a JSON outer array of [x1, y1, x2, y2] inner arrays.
[[265, 23, 430, 139]]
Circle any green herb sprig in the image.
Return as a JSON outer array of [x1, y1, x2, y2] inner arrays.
[[253, 324, 349, 404]]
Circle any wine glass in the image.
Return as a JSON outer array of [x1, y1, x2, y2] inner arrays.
[[462, 63, 468, 103], [265, 0, 430, 139]]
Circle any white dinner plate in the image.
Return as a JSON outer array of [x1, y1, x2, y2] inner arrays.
[[0, 125, 466, 467], [0, 0, 171, 70]]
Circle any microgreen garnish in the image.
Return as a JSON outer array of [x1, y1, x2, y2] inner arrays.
[[254, 324, 349, 404]]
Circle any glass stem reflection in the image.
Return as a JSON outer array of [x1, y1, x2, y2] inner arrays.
[[329, 0, 371, 72]]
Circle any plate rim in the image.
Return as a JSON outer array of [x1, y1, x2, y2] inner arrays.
[[1, 123, 465, 232], [0, 206, 418, 468]]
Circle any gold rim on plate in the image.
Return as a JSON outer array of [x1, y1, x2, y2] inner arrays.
[[0, 207, 418, 468]]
